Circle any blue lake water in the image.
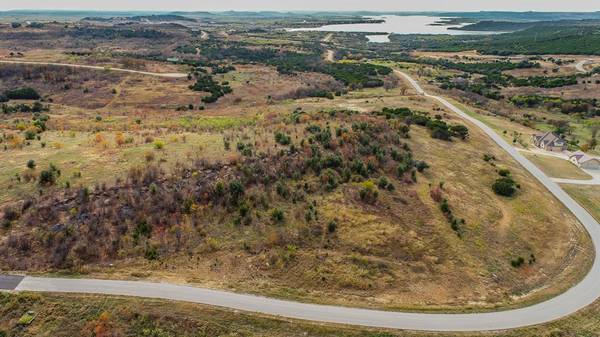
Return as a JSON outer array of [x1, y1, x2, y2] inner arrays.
[[288, 15, 499, 42]]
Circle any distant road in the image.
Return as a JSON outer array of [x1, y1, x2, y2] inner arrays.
[[575, 59, 591, 73], [3, 70, 600, 333], [322, 33, 333, 43], [324, 49, 335, 62], [0, 60, 188, 78]]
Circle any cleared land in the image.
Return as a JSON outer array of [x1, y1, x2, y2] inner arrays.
[[561, 185, 600, 222], [0, 18, 597, 326], [522, 152, 593, 180]]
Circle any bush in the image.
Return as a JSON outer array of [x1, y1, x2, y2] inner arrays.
[[377, 176, 389, 189], [274, 132, 291, 145], [26, 159, 36, 169], [492, 177, 518, 197], [498, 168, 511, 177], [144, 245, 159, 260], [327, 220, 337, 233], [415, 161, 429, 172], [511, 256, 525, 268], [322, 169, 339, 191], [359, 181, 378, 203], [440, 199, 451, 214], [271, 208, 285, 223], [133, 220, 152, 243], [449, 124, 469, 139], [39, 164, 60, 186], [4, 87, 40, 100], [153, 140, 165, 150], [24, 128, 37, 140], [228, 180, 244, 203]]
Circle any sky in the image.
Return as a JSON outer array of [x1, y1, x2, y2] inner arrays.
[[1, 0, 600, 12]]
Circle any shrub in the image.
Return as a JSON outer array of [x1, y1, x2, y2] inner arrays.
[[133, 220, 152, 243], [415, 161, 429, 172], [26, 159, 36, 169], [359, 180, 378, 203], [4, 87, 40, 100], [274, 132, 291, 145], [153, 140, 165, 150], [275, 181, 290, 199], [271, 208, 285, 223], [144, 245, 159, 260], [228, 180, 244, 203], [498, 168, 511, 177], [327, 220, 337, 233], [39, 164, 60, 186], [23, 128, 37, 140], [492, 177, 518, 197], [321, 169, 339, 191], [440, 199, 451, 214], [449, 124, 469, 139], [377, 176, 389, 189], [511, 256, 525, 268]]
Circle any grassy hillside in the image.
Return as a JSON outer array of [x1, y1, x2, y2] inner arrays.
[[390, 21, 600, 55]]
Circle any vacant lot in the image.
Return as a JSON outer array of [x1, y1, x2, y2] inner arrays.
[[522, 152, 593, 180], [0, 24, 595, 315], [561, 184, 600, 222]]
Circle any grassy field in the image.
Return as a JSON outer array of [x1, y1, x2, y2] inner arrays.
[[1, 66, 594, 312], [522, 152, 593, 180], [0, 130, 228, 203], [0, 24, 597, 320], [35, 105, 592, 313], [561, 185, 600, 222]]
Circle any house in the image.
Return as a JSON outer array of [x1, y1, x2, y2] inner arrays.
[[569, 151, 600, 170], [532, 132, 567, 152]]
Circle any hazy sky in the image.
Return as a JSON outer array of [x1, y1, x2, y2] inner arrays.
[[2, 0, 600, 12]]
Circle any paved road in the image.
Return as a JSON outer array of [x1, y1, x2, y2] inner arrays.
[[0, 275, 24, 290], [0, 60, 188, 78], [6, 71, 600, 332], [553, 175, 600, 185]]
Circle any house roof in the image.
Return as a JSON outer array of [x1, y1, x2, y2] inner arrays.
[[534, 132, 565, 147], [570, 151, 600, 164]]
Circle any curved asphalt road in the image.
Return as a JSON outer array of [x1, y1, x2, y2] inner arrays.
[[5, 71, 600, 332]]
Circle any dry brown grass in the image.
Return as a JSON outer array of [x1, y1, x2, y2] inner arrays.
[[522, 152, 593, 180]]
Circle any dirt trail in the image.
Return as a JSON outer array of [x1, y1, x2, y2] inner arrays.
[[0, 60, 188, 78], [324, 49, 335, 62]]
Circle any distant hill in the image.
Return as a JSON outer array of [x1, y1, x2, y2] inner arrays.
[[437, 11, 600, 22]]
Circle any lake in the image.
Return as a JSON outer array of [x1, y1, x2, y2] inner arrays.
[[288, 15, 499, 42]]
